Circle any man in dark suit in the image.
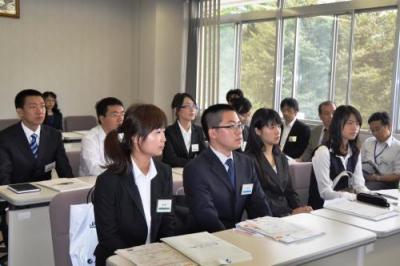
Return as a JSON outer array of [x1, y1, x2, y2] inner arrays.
[[183, 104, 271, 233], [279, 97, 311, 159], [0, 89, 73, 185], [301, 101, 336, 162]]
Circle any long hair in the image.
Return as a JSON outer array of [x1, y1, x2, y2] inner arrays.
[[170, 93, 197, 119], [104, 104, 167, 175], [328, 105, 362, 156], [42, 91, 61, 113], [246, 108, 282, 157]]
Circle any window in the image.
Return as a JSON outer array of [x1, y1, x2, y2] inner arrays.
[[350, 10, 396, 127], [284, 0, 351, 8], [221, 0, 278, 16], [282, 18, 296, 99], [219, 24, 236, 102], [240, 21, 276, 110]]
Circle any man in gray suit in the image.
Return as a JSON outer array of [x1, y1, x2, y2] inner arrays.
[[300, 101, 336, 162]]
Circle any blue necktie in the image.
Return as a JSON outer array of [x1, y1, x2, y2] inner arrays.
[[225, 158, 236, 188], [30, 133, 38, 159]]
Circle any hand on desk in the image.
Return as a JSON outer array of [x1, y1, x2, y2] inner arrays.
[[292, 206, 313, 215]]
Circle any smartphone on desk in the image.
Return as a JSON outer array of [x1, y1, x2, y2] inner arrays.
[[7, 183, 41, 194]]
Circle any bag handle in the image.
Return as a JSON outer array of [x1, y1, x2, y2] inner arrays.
[[86, 185, 95, 203]]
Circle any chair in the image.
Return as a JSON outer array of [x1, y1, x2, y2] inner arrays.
[[0, 119, 19, 131], [66, 150, 81, 177], [289, 162, 313, 205], [64, 116, 97, 132], [49, 188, 92, 266]]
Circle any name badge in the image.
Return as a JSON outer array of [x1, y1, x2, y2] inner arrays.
[[156, 199, 172, 213], [288, 136, 297, 142], [191, 144, 199, 152], [241, 183, 253, 195], [44, 162, 56, 173]]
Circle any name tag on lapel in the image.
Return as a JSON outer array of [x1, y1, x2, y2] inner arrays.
[[44, 162, 56, 173], [241, 183, 253, 195], [191, 144, 199, 152], [288, 136, 297, 142], [156, 199, 172, 213]]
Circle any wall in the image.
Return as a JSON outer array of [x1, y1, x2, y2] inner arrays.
[[0, 0, 186, 122]]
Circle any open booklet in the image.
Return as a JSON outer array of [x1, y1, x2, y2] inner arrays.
[[37, 178, 92, 192], [323, 198, 398, 221], [236, 216, 324, 244], [116, 242, 197, 266], [161, 232, 252, 266]]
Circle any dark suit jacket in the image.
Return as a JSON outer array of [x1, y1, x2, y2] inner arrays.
[[0, 122, 73, 185], [162, 122, 206, 167], [301, 125, 323, 162], [249, 151, 300, 217], [183, 148, 271, 233], [44, 111, 63, 131], [93, 161, 175, 266], [281, 119, 311, 159]]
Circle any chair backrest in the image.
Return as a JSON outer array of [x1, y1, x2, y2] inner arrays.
[[0, 118, 19, 131], [66, 150, 81, 177], [289, 162, 313, 205], [64, 116, 97, 132], [49, 188, 92, 266]]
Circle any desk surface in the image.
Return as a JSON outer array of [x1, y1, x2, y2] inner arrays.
[[0, 176, 96, 206], [312, 208, 400, 238], [62, 130, 89, 142], [107, 213, 376, 266]]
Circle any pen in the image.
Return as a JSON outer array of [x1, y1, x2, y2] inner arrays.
[[376, 192, 398, 201], [57, 182, 74, 186]]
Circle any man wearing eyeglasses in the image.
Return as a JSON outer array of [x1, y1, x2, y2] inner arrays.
[[79, 97, 124, 176], [361, 111, 400, 190], [183, 104, 271, 233]]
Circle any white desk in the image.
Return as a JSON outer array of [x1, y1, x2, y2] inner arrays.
[[313, 207, 400, 266], [107, 213, 376, 266], [0, 176, 96, 266], [62, 130, 89, 142], [64, 142, 82, 153]]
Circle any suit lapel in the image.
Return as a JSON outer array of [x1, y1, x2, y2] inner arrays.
[[174, 122, 189, 158], [14, 123, 35, 161], [122, 168, 146, 219], [207, 149, 234, 192], [274, 154, 288, 192], [150, 167, 164, 241], [36, 126, 48, 163]]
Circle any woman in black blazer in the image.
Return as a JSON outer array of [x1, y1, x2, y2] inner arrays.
[[93, 104, 175, 266], [246, 108, 313, 217], [162, 93, 206, 167], [43, 91, 63, 131]]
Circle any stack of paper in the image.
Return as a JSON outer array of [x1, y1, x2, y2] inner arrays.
[[236, 216, 324, 244], [162, 232, 253, 266], [116, 243, 196, 266], [37, 178, 92, 192], [324, 198, 398, 221]]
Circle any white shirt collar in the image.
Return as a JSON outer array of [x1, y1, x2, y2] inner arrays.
[[21, 122, 41, 144], [177, 120, 192, 134], [381, 135, 393, 147], [284, 117, 296, 128], [210, 145, 233, 171], [131, 157, 157, 181]]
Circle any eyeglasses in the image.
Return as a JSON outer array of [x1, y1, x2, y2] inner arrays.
[[213, 123, 245, 131], [180, 104, 199, 110], [108, 112, 125, 118]]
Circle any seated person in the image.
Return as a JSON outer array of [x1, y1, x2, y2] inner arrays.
[[43, 91, 63, 131], [361, 111, 400, 190], [279, 97, 310, 159], [308, 105, 369, 209], [0, 89, 73, 184], [79, 97, 124, 176], [246, 108, 312, 217], [301, 101, 336, 162], [226, 88, 244, 105], [183, 104, 271, 233], [231, 96, 252, 151], [162, 93, 206, 167], [93, 104, 175, 266]]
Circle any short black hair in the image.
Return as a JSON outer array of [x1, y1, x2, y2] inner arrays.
[[318, 100, 335, 114], [170, 93, 197, 117], [231, 97, 252, 115], [95, 97, 124, 124], [201, 104, 235, 140], [226, 89, 244, 103], [368, 111, 390, 126], [280, 97, 299, 112], [15, 89, 43, 109]]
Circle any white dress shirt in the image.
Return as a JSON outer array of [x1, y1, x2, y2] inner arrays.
[[131, 157, 157, 244], [312, 145, 368, 201], [79, 125, 106, 176], [361, 135, 400, 175], [178, 121, 192, 153], [280, 118, 296, 150], [21, 122, 41, 146], [210, 145, 233, 173]]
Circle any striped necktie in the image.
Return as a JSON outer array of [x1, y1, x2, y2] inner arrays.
[[225, 158, 236, 189], [30, 133, 38, 159]]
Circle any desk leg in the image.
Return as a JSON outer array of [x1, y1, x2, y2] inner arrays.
[[8, 206, 55, 266]]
